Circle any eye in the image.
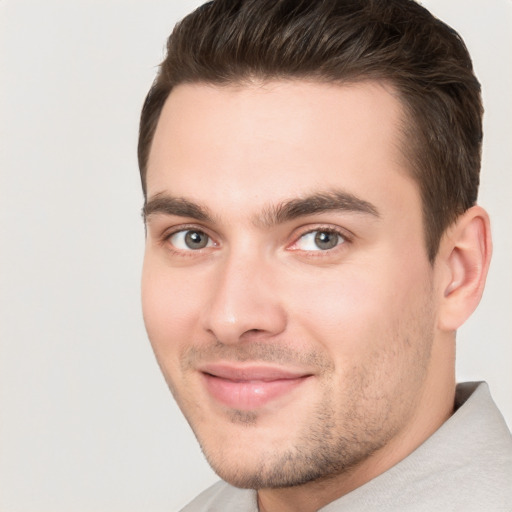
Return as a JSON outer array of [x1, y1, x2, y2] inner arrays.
[[168, 229, 214, 250], [294, 230, 345, 251]]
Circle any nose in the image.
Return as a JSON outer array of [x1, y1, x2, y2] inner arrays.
[[200, 250, 287, 344]]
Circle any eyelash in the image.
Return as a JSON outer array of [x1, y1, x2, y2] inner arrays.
[[289, 225, 353, 255], [160, 224, 217, 256], [160, 224, 353, 257]]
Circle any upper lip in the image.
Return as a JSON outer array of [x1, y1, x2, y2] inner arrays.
[[200, 363, 312, 382]]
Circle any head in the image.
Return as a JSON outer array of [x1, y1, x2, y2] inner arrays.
[[139, 0, 491, 505]]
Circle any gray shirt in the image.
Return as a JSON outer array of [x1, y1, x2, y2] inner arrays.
[[181, 382, 512, 511]]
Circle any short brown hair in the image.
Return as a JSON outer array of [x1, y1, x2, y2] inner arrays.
[[138, 0, 483, 261]]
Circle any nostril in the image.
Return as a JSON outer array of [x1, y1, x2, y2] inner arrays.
[[240, 328, 268, 339]]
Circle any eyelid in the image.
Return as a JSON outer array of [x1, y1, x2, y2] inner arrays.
[[160, 223, 219, 252], [161, 222, 212, 239], [288, 224, 354, 252], [170, 230, 214, 250]]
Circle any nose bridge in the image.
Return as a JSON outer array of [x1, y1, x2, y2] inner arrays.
[[201, 244, 286, 343]]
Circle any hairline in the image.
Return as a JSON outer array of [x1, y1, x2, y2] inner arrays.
[[142, 74, 414, 190]]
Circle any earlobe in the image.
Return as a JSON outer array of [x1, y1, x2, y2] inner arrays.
[[437, 206, 492, 331]]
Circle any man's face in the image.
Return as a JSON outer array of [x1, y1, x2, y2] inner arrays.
[[142, 80, 442, 488]]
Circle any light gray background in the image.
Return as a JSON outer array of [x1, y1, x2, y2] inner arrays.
[[0, 1, 510, 510]]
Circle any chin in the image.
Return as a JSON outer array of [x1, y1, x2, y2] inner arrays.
[[193, 412, 385, 491]]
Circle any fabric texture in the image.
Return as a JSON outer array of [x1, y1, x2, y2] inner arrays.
[[180, 382, 512, 511]]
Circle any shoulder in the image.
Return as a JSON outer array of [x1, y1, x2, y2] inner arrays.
[[180, 480, 258, 512]]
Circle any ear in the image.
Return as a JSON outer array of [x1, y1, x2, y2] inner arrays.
[[436, 206, 492, 332]]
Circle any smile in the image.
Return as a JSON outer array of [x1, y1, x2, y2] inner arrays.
[[200, 364, 312, 410]]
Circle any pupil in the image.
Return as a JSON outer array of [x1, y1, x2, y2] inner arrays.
[[314, 231, 338, 250], [185, 231, 207, 249]]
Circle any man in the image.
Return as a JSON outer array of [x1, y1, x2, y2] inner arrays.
[[138, 0, 512, 510]]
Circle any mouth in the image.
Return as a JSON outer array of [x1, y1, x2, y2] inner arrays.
[[199, 363, 313, 410]]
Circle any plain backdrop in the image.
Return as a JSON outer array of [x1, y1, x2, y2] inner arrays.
[[0, 1, 510, 510]]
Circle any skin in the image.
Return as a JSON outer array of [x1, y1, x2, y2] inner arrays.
[[141, 80, 491, 512]]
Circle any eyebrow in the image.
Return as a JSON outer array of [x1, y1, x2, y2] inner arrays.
[[259, 190, 379, 227], [143, 190, 379, 225], [143, 194, 213, 222]]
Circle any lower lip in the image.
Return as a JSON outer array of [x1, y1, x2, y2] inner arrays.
[[202, 373, 309, 410]]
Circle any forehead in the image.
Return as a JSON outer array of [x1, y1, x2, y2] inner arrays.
[[146, 80, 417, 216]]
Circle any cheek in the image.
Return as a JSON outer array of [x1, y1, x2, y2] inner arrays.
[[141, 258, 200, 358], [288, 267, 435, 425], [285, 258, 432, 358], [286, 268, 388, 338]]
